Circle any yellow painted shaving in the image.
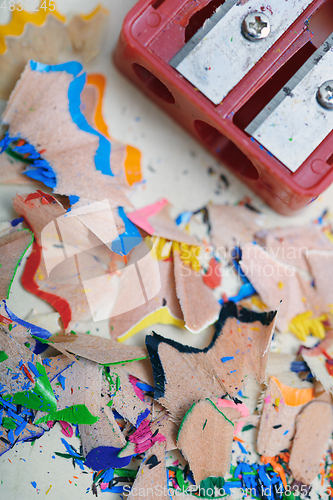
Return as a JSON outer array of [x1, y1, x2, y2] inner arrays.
[[151, 237, 172, 260], [173, 241, 201, 271], [151, 237, 201, 271], [0, 3, 65, 54], [289, 311, 327, 341], [80, 4, 108, 21], [117, 308, 185, 343], [251, 295, 268, 310], [0, 3, 108, 55], [323, 228, 333, 246]]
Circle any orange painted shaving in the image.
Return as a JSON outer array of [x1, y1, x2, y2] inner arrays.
[[233, 437, 245, 443], [125, 145, 143, 186], [86, 74, 142, 186], [272, 377, 314, 407], [261, 456, 287, 488], [278, 452, 290, 463], [86, 74, 109, 138]]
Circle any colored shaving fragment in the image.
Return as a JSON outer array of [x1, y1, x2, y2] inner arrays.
[[271, 377, 314, 407], [0, 6, 65, 54], [290, 361, 310, 373], [207, 399, 234, 427], [128, 419, 165, 454], [36, 405, 99, 426], [261, 456, 288, 488], [221, 356, 234, 363], [129, 375, 145, 402], [237, 441, 248, 454], [4, 302, 52, 340], [152, 237, 201, 271], [203, 257, 222, 289], [0, 228, 34, 300], [151, 236, 173, 260], [0, 351, 8, 363], [127, 199, 169, 235], [59, 421, 73, 438], [12, 362, 57, 412], [173, 241, 201, 272], [289, 311, 327, 341]]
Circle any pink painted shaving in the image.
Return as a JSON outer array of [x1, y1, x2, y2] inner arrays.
[[217, 398, 250, 435], [127, 199, 168, 235], [128, 375, 145, 402], [59, 420, 73, 438], [129, 418, 166, 454]]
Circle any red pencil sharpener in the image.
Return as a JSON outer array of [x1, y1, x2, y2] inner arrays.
[[115, 0, 333, 214]]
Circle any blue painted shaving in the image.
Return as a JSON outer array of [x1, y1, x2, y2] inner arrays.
[[221, 356, 234, 363], [4, 302, 51, 340]]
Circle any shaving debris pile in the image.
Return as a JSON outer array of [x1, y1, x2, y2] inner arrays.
[[1, 52, 333, 500]]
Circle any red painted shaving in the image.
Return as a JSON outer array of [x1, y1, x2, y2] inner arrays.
[[21, 240, 72, 329], [0, 314, 12, 325], [203, 257, 222, 289], [20, 363, 34, 383]]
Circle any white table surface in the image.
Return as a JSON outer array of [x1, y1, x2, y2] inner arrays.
[[1, 1, 333, 498]]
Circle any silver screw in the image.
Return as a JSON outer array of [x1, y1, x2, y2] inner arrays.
[[242, 12, 270, 41], [317, 80, 333, 110]]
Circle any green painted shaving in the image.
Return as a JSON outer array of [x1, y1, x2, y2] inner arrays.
[[117, 441, 131, 458], [35, 404, 99, 425], [178, 398, 235, 443], [100, 356, 148, 366], [203, 418, 207, 430], [113, 469, 137, 478], [206, 399, 234, 426], [7, 229, 34, 299], [31, 335, 54, 344], [242, 424, 255, 432], [12, 362, 57, 412], [104, 368, 120, 407], [200, 477, 226, 498], [176, 402, 196, 442], [0, 351, 9, 363], [5, 147, 35, 164], [2, 417, 16, 429], [176, 469, 189, 492], [55, 452, 84, 460]]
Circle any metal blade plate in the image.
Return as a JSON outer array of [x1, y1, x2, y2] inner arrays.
[[246, 33, 333, 135], [170, 0, 313, 105], [250, 43, 333, 173]]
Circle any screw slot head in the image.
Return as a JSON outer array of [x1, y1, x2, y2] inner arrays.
[[317, 80, 333, 110], [242, 12, 270, 41]]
